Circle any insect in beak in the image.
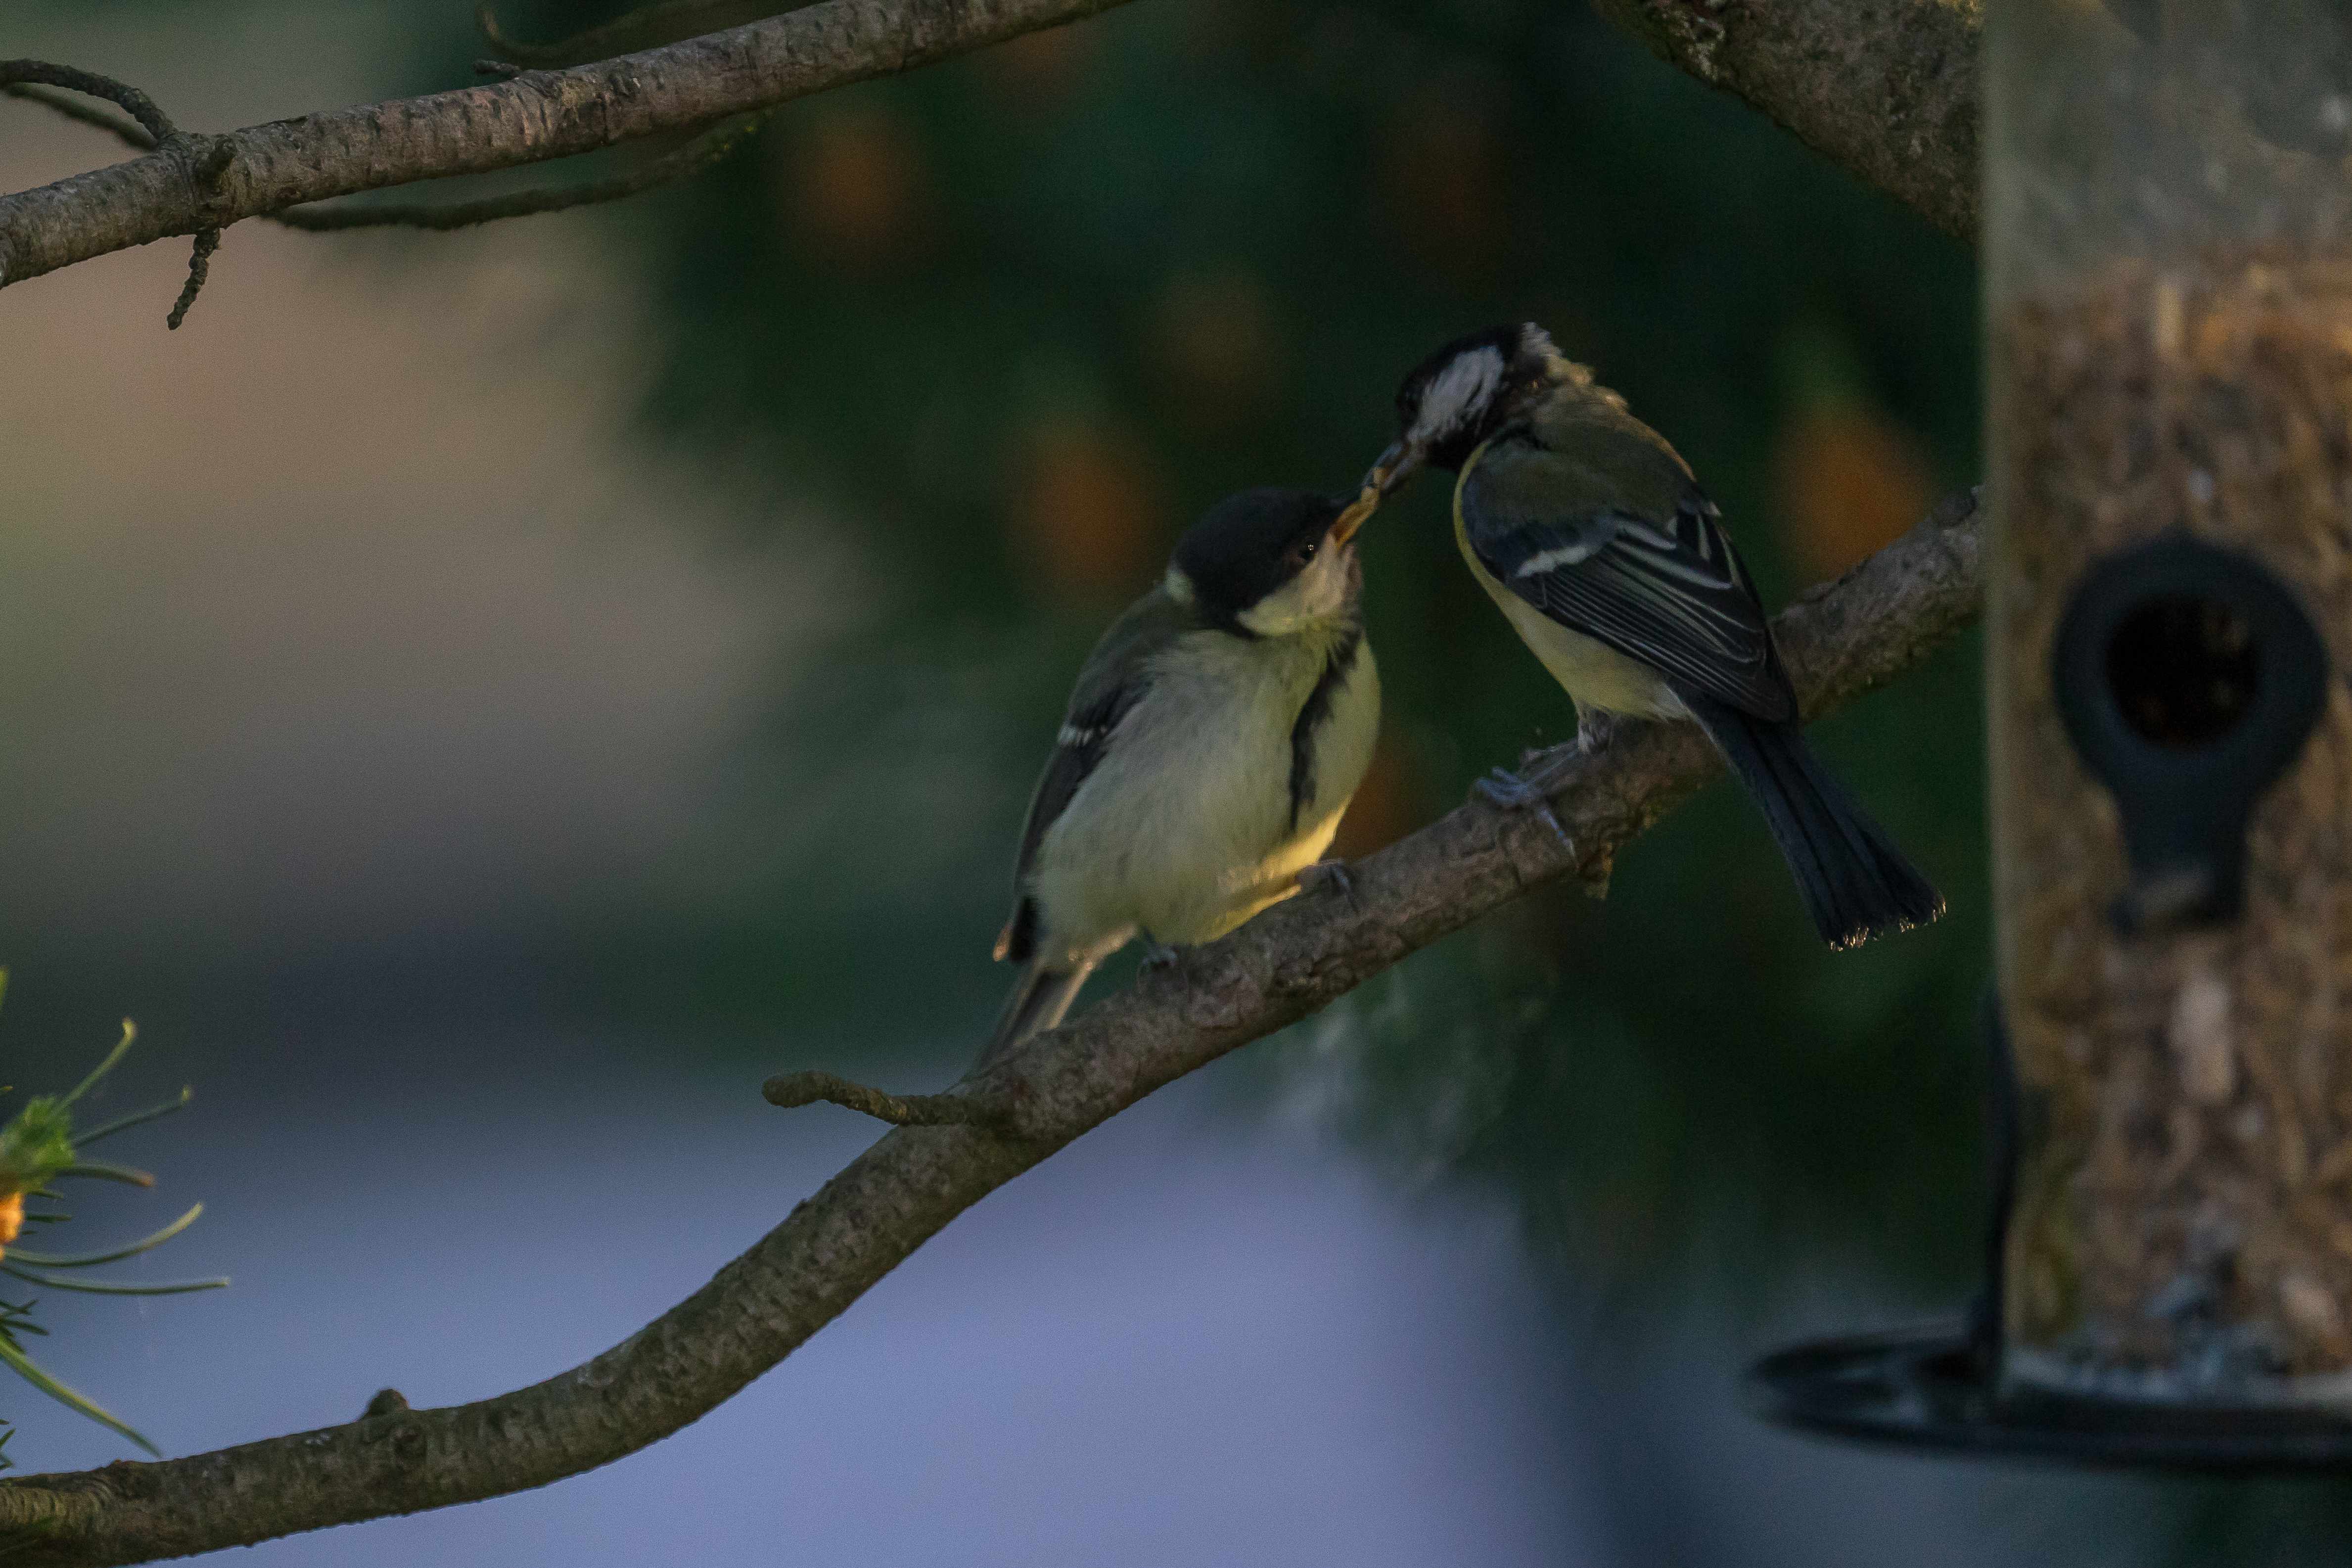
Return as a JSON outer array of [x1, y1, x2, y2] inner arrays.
[[1362, 439, 1423, 498]]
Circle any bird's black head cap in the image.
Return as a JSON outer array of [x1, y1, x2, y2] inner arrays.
[[1392, 322, 1583, 472], [1171, 488, 1353, 634]]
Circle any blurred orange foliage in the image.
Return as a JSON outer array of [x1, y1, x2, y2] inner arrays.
[[1147, 268, 1290, 428], [1377, 89, 1509, 285], [1770, 401, 1934, 581], [781, 104, 931, 264], [1005, 418, 1173, 602]]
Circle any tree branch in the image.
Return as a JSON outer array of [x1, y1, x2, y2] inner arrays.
[[0, 0, 1137, 296], [267, 115, 770, 233], [4, 80, 771, 236], [761, 1069, 1016, 1128], [0, 62, 175, 146], [3, 0, 1984, 302], [0, 61, 231, 326], [0, 489, 1981, 1568], [1589, 0, 1982, 242]]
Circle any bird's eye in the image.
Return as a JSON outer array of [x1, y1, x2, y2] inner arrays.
[[1291, 539, 1318, 567]]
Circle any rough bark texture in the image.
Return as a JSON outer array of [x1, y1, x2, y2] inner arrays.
[[0, 0, 1137, 291], [0, 492, 1982, 1567], [0, 0, 1988, 297], [1590, 0, 1982, 242]]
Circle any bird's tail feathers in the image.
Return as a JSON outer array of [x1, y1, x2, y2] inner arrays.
[[1683, 695, 1945, 949], [973, 954, 1096, 1073]]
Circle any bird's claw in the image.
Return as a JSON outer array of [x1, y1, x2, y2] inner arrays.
[[1475, 765, 1574, 851], [1139, 938, 1182, 973], [1475, 765, 1547, 810], [1297, 859, 1355, 902]]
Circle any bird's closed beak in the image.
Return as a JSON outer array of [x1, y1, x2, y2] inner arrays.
[[1362, 439, 1424, 499], [1330, 489, 1378, 548]]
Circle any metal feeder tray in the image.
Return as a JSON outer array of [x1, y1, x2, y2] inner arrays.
[[1749, 1325, 2352, 1473]]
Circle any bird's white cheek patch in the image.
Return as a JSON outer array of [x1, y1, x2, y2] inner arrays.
[[1239, 551, 1350, 636], [1238, 588, 1306, 638], [1411, 346, 1504, 447]]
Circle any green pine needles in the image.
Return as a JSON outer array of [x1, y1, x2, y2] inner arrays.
[[0, 974, 225, 1463]]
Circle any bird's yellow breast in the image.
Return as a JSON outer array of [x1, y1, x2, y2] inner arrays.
[[1451, 459, 1681, 720]]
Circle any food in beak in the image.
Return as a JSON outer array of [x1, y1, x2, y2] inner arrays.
[[1361, 440, 1421, 498], [1331, 489, 1379, 547]]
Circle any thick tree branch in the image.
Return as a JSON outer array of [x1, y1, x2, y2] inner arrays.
[[0, 490, 1981, 1568], [0, 0, 1138, 294], [1, 0, 1985, 302], [1590, 0, 1982, 241]]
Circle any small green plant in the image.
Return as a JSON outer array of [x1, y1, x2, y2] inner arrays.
[[0, 976, 224, 1462]]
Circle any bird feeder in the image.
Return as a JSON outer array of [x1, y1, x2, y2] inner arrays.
[[1753, 0, 2352, 1466]]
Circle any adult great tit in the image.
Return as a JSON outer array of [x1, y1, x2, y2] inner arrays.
[[978, 487, 1382, 1070], [1363, 323, 1942, 949]]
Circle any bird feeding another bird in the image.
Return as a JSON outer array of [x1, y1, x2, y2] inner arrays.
[[978, 488, 1384, 1070], [1363, 323, 1944, 950]]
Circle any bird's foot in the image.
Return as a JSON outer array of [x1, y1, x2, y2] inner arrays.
[[1474, 762, 1574, 852], [1296, 858, 1354, 902], [1475, 762, 1550, 810], [1138, 936, 1183, 973], [1575, 710, 1618, 754]]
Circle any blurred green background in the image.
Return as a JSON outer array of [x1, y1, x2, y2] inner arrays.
[[5, 0, 2348, 1562], [473, 0, 1997, 1291]]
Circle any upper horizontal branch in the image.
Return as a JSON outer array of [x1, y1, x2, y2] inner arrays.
[[0, 490, 1981, 1567], [1589, 0, 1981, 242], [0, 0, 1137, 291]]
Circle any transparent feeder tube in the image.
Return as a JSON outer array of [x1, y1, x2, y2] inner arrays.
[[1988, 0, 2352, 1403]]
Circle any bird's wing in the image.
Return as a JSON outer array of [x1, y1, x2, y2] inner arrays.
[[996, 596, 1167, 962], [1460, 428, 1793, 721]]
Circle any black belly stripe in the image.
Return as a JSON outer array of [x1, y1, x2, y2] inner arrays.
[[1288, 626, 1363, 832]]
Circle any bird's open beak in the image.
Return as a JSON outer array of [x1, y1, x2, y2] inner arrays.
[[1361, 439, 1424, 499], [1330, 489, 1378, 548]]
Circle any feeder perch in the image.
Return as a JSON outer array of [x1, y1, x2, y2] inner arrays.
[[1752, 0, 2352, 1468]]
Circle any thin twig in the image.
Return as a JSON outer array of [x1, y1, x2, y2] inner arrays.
[[1, 85, 150, 150], [165, 228, 219, 329], [270, 115, 767, 233], [0, 61, 173, 144], [761, 1070, 1014, 1130]]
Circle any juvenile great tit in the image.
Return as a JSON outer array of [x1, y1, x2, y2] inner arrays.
[[1362, 323, 1942, 949], [978, 487, 1383, 1069]]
